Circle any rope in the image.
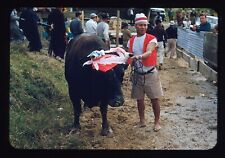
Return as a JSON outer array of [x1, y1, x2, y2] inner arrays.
[[130, 59, 145, 86]]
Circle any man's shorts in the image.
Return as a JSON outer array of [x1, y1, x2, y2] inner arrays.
[[131, 70, 163, 100]]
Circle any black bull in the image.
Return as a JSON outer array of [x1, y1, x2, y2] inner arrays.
[[65, 34, 126, 136]]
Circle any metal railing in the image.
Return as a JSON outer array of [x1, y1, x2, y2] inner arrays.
[[177, 27, 205, 59], [177, 27, 218, 69]]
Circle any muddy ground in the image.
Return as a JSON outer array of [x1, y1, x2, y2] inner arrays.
[[71, 55, 217, 150]]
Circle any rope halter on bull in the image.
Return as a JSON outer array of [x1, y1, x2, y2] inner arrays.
[[130, 58, 145, 86]]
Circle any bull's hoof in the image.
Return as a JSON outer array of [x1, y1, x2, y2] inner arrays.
[[108, 95, 124, 107], [101, 127, 110, 136]]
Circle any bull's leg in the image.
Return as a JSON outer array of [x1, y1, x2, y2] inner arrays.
[[114, 65, 125, 106], [100, 101, 109, 136], [72, 98, 82, 129], [69, 87, 81, 129]]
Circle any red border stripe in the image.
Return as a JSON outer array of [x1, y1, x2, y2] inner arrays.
[[135, 17, 147, 21]]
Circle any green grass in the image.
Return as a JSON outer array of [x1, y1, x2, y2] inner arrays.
[[9, 42, 85, 149]]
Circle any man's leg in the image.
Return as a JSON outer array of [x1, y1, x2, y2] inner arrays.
[[137, 99, 146, 127], [166, 39, 172, 58], [158, 42, 164, 70], [151, 98, 161, 131], [171, 39, 177, 58]]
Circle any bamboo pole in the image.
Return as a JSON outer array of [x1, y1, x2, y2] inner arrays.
[[116, 10, 120, 47]]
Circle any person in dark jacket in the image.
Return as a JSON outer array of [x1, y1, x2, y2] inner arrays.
[[151, 19, 167, 70], [154, 12, 162, 25], [70, 11, 84, 39], [19, 7, 42, 52], [47, 7, 66, 59], [127, 8, 135, 25], [191, 13, 211, 32], [190, 9, 197, 25], [146, 23, 154, 34], [165, 21, 177, 58]]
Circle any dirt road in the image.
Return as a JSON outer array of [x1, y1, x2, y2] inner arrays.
[[69, 55, 217, 150]]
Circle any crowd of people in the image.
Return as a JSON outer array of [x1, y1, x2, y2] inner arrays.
[[172, 9, 217, 33], [10, 8, 216, 58], [10, 8, 114, 60]]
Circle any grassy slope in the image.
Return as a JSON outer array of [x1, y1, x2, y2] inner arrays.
[[9, 42, 85, 149]]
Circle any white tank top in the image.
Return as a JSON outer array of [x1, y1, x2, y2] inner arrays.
[[127, 33, 158, 73]]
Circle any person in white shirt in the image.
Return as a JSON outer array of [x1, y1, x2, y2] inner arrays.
[[85, 13, 98, 35]]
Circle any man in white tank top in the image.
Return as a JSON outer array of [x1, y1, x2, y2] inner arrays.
[[127, 13, 163, 132]]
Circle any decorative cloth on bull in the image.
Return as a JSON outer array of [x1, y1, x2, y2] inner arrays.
[[83, 47, 130, 72]]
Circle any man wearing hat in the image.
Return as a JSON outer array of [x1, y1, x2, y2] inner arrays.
[[165, 21, 177, 58], [97, 12, 110, 49], [85, 13, 98, 35], [127, 13, 163, 131], [70, 11, 84, 38]]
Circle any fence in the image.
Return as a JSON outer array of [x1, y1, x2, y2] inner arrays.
[[177, 27, 218, 70], [203, 32, 218, 70], [177, 27, 205, 59]]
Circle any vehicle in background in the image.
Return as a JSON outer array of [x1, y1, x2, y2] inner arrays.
[[150, 8, 166, 21]]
